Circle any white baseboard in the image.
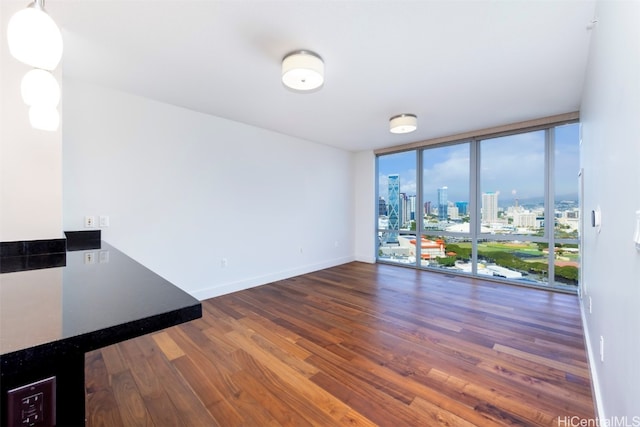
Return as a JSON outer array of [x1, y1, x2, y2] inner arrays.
[[354, 254, 376, 263], [191, 255, 355, 301], [580, 302, 606, 421]]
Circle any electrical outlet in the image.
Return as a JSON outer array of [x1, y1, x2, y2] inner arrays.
[[7, 376, 56, 427], [84, 215, 96, 228], [84, 252, 96, 264], [99, 215, 110, 227]]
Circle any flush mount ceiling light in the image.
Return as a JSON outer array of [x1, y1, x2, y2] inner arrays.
[[7, 0, 63, 70], [389, 114, 417, 134], [281, 50, 324, 92]]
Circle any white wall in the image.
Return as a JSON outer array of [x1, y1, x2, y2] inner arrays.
[[62, 79, 355, 299], [354, 150, 376, 263], [0, 3, 63, 241], [580, 0, 640, 420]]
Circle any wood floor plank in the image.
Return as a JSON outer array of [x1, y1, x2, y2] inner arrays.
[[86, 262, 594, 426], [151, 331, 185, 361], [117, 339, 186, 427], [86, 389, 125, 427], [110, 370, 154, 427]]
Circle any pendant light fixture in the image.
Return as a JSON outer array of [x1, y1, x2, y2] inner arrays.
[[281, 50, 324, 92], [389, 114, 417, 134], [29, 105, 60, 131], [7, 0, 63, 71], [21, 69, 61, 107], [7, 0, 63, 131]]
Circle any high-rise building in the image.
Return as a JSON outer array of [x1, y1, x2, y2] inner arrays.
[[455, 201, 468, 216], [424, 201, 431, 216], [448, 205, 460, 220], [408, 195, 416, 221], [388, 174, 400, 242], [378, 197, 387, 216], [482, 192, 499, 224], [438, 186, 448, 221]]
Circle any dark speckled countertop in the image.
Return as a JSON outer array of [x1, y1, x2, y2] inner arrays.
[[0, 241, 201, 369]]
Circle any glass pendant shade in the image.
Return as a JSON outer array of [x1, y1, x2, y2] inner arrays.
[[7, 4, 64, 70], [21, 69, 60, 107], [29, 105, 60, 131], [282, 50, 324, 91]]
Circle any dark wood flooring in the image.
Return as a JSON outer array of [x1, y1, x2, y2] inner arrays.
[[85, 262, 594, 426]]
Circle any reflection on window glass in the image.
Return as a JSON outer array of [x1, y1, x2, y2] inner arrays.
[[422, 143, 470, 234], [480, 131, 545, 235], [377, 152, 417, 266]]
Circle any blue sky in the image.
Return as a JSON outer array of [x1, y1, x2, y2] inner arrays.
[[378, 123, 580, 205]]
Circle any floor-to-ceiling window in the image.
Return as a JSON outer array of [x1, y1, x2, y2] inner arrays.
[[420, 142, 472, 270], [376, 121, 580, 292], [377, 151, 417, 266]]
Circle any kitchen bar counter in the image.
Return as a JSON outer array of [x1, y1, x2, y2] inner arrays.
[[0, 241, 202, 426]]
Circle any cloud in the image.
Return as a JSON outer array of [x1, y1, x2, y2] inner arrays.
[[378, 126, 578, 204]]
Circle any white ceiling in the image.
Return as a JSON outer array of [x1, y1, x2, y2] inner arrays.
[[51, 0, 596, 152]]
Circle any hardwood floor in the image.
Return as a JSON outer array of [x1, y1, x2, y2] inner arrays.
[[85, 262, 594, 426]]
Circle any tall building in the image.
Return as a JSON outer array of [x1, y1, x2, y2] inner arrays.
[[424, 201, 431, 216], [378, 197, 387, 216], [408, 195, 416, 221], [438, 186, 448, 221], [400, 192, 408, 226], [387, 174, 400, 242], [455, 201, 468, 216], [482, 192, 499, 224], [447, 205, 460, 220]]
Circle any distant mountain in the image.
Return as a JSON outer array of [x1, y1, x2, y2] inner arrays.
[[498, 193, 578, 208]]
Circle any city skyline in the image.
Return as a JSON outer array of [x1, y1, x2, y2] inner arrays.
[[378, 123, 580, 205]]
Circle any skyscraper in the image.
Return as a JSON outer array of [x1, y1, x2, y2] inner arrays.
[[424, 201, 431, 216], [388, 174, 400, 242], [455, 201, 469, 216], [438, 186, 448, 221], [408, 195, 416, 221], [482, 192, 499, 224], [378, 197, 387, 216]]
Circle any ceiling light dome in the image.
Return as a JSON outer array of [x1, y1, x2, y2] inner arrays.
[[282, 50, 324, 92], [7, 0, 63, 70], [389, 114, 417, 134]]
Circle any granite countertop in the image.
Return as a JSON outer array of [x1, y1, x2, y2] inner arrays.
[[0, 241, 201, 368]]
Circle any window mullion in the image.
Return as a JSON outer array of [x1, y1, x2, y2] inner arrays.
[[547, 128, 555, 286], [470, 139, 479, 275]]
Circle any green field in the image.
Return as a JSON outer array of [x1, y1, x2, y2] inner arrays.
[[437, 240, 578, 285]]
